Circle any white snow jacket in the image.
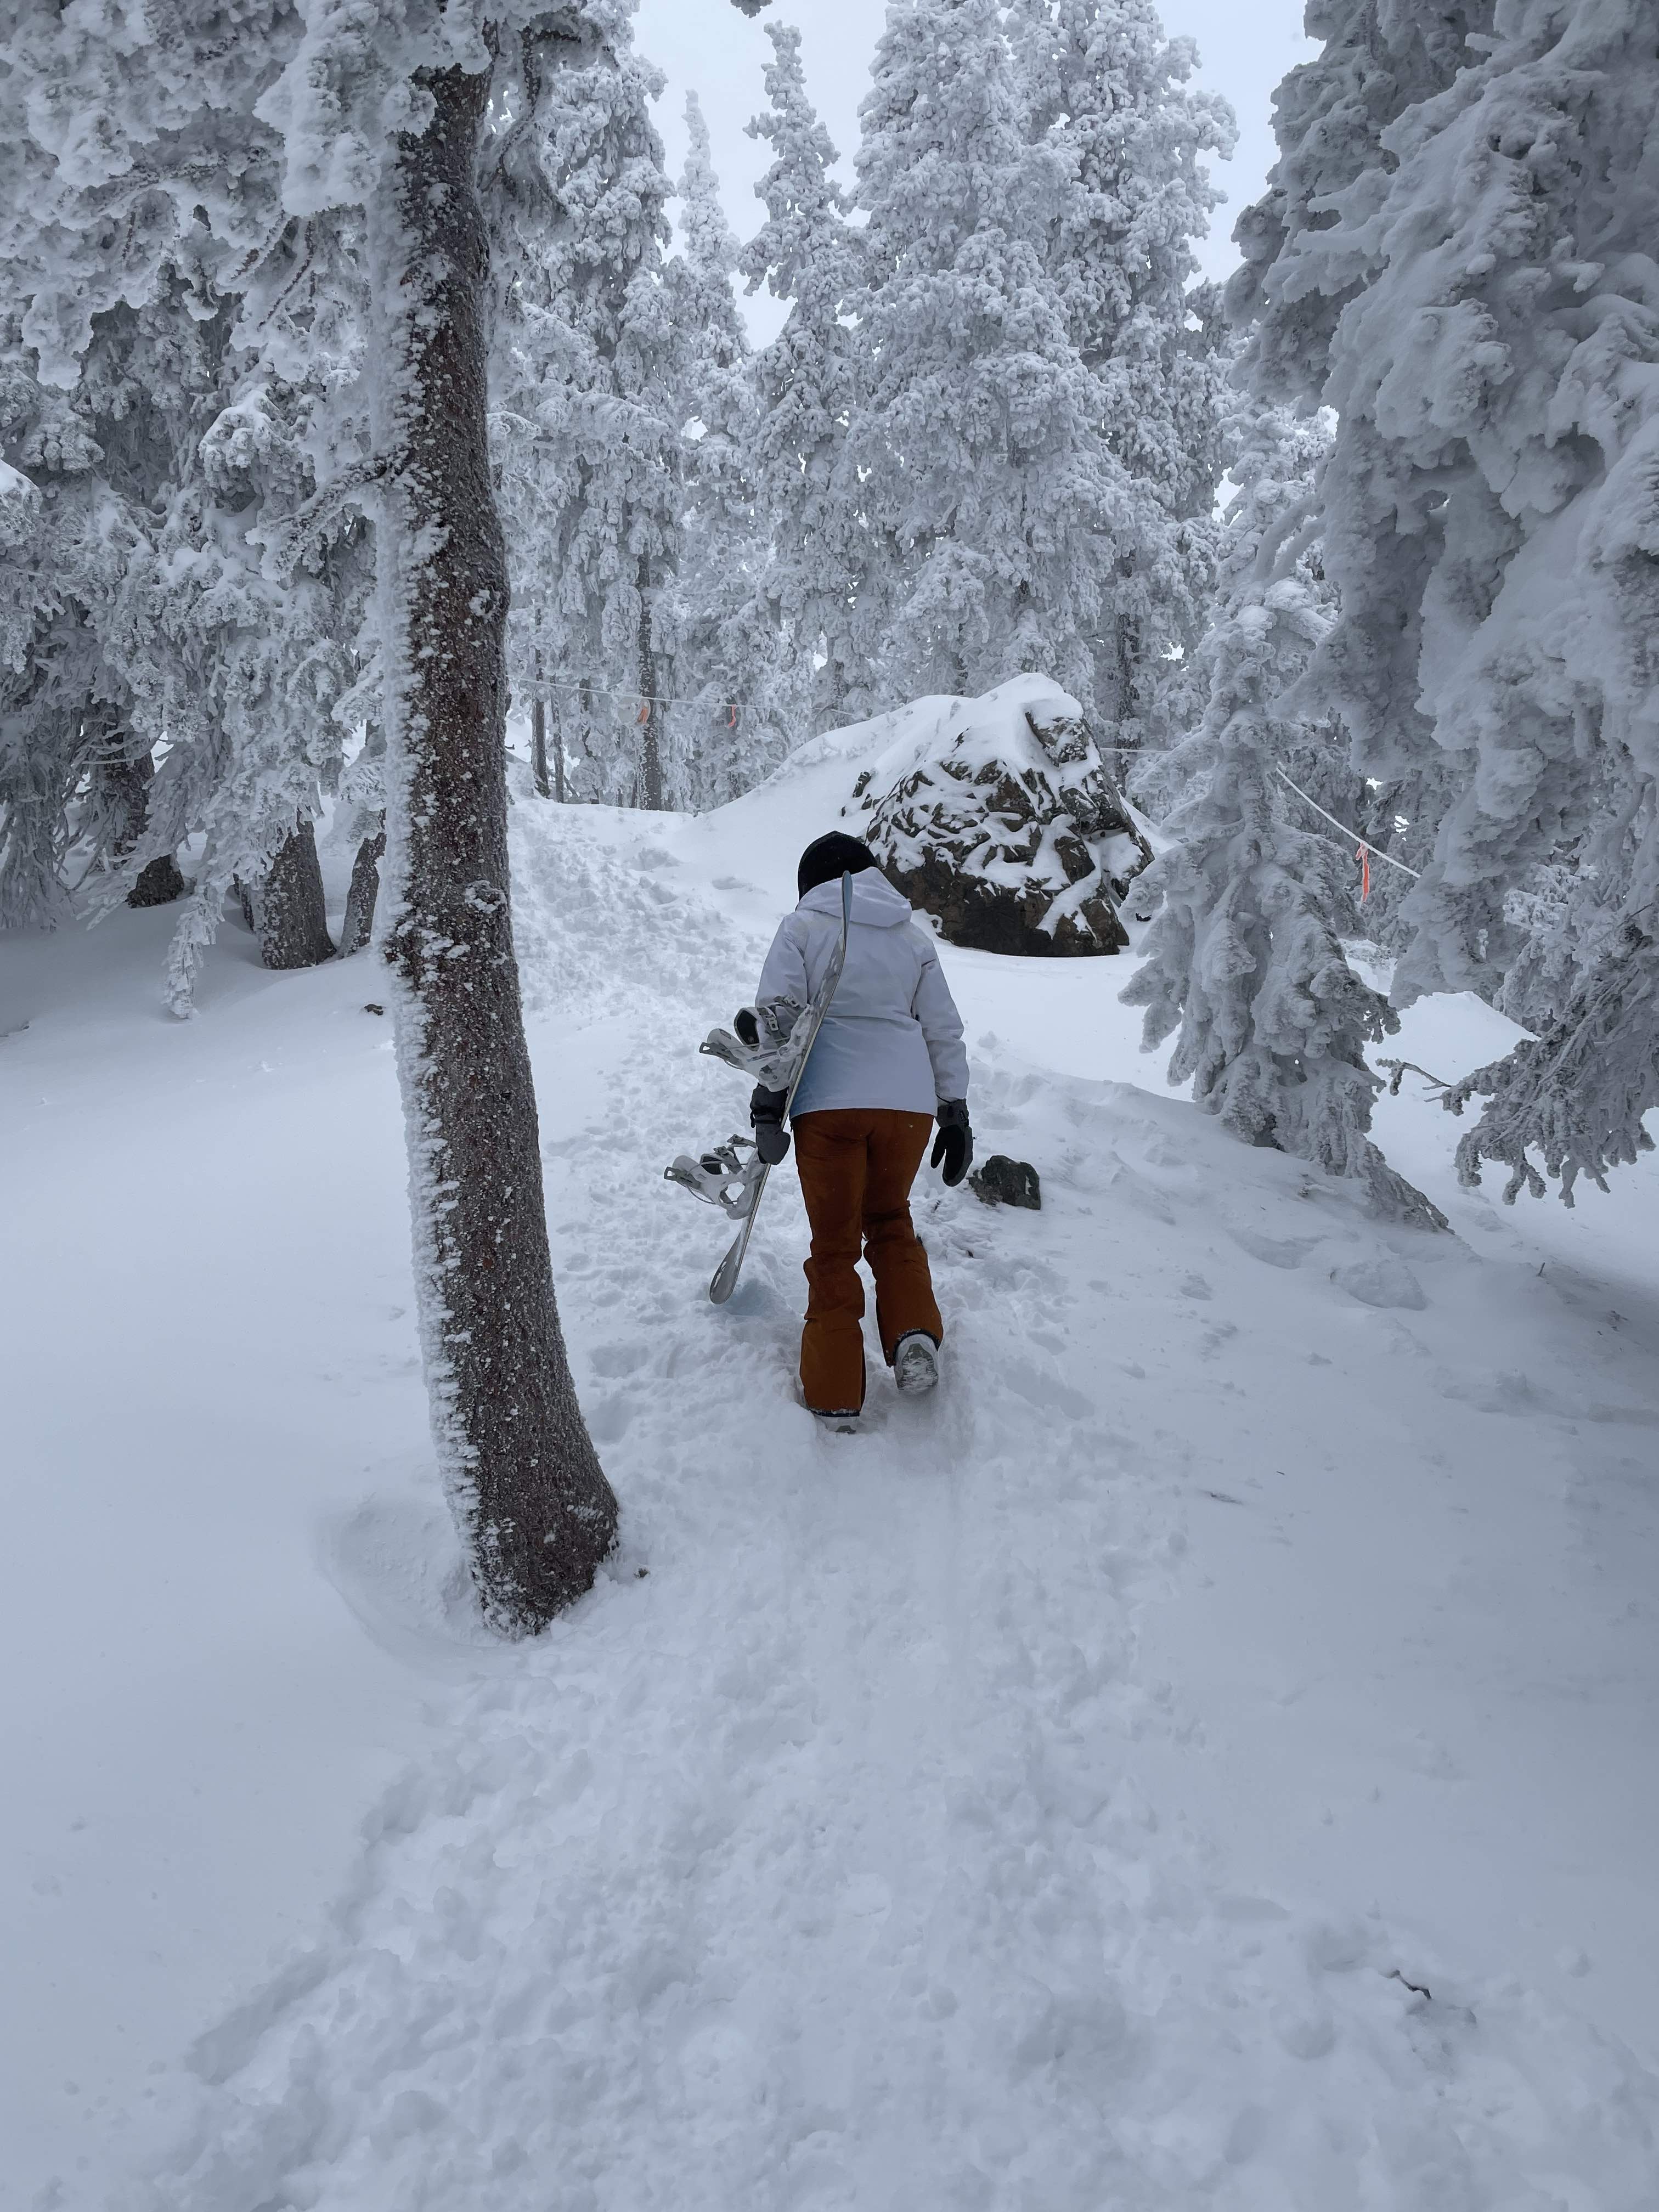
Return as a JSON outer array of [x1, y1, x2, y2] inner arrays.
[[756, 869, 969, 1118]]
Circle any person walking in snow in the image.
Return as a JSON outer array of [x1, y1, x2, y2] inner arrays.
[[750, 832, 973, 1421]]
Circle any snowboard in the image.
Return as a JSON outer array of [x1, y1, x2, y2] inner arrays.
[[664, 871, 854, 1306]]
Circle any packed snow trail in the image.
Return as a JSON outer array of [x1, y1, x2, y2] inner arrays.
[[115, 734, 1659, 2210]]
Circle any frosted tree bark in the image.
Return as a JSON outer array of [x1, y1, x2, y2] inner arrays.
[[339, 826, 385, 955], [129, 850, 187, 909], [531, 695, 550, 799], [637, 560, 664, 812], [377, 57, 617, 1636], [252, 820, 335, 969]]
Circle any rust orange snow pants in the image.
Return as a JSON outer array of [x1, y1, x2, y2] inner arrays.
[[792, 1108, 944, 1414]]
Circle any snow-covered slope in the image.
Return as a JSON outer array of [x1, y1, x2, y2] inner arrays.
[[3, 710, 1658, 2208]]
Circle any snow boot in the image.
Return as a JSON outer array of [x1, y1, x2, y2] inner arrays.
[[893, 1330, 939, 1395]]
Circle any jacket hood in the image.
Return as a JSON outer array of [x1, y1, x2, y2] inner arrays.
[[798, 868, 914, 929]]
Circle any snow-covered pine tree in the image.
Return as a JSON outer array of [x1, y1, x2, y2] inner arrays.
[[1125, 1, 1481, 1211], [1139, 387, 1420, 938], [0, 307, 194, 931], [2, 1, 629, 1631], [738, 21, 868, 731], [1013, 0, 1235, 768], [490, 9, 591, 808], [1233, 0, 1659, 1204], [1132, 390, 1319, 807], [662, 92, 787, 805], [492, 4, 681, 812], [849, 0, 1096, 707], [617, 248, 684, 813], [152, 253, 369, 984], [847, 0, 1229, 749], [1220, 0, 1486, 917], [0, 187, 364, 985], [1122, 381, 1444, 1227], [1228, 1, 1488, 420], [0, 391, 98, 929]]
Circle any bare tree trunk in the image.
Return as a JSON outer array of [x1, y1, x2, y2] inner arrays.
[[129, 850, 187, 907], [637, 555, 664, 811], [339, 826, 385, 954], [554, 699, 565, 803], [377, 56, 617, 1636], [96, 725, 186, 907], [531, 694, 550, 798], [247, 819, 335, 969]]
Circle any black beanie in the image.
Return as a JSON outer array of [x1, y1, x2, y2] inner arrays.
[[797, 832, 879, 900]]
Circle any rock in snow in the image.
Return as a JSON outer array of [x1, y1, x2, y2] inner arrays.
[[970, 1153, 1042, 1209], [847, 675, 1153, 956]]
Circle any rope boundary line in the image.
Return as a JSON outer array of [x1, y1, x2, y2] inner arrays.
[[1274, 767, 1421, 879], [538, 679, 749, 718]]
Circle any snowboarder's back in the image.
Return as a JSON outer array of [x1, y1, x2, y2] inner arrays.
[[749, 832, 974, 1422], [758, 868, 968, 1118]]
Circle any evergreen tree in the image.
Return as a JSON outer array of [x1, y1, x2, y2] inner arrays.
[[1014, 0, 1235, 760], [492, 2, 679, 811], [0, 304, 201, 932], [662, 92, 787, 804], [847, 0, 1229, 749], [1140, 390, 1418, 931], [738, 21, 867, 731], [2, 0, 628, 1632], [849, 0, 1088, 705], [0, 214, 365, 986], [617, 252, 685, 812], [1127, 0, 1482, 1211], [0, 411, 101, 930], [1123, 386, 1444, 1226], [148, 251, 368, 990], [1229, 0, 1659, 1204]]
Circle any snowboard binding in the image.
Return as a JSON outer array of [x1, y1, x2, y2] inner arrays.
[[699, 995, 811, 1091], [667, 871, 854, 1306], [663, 1136, 764, 1221]]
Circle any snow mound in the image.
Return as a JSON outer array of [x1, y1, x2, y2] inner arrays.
[[842, 674, 1153, 956], [1331, 1254, 1427, 1310]]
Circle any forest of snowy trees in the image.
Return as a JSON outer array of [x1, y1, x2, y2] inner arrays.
[[0, 0, 1232, 960], [1133, 0, 1659, 1223], [3, 0, 1657, 1626]]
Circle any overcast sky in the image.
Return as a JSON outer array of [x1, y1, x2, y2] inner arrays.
[[633, 0, 1316, 341]]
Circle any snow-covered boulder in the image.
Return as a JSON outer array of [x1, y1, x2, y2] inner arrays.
[[843, 677, 1153, 956]]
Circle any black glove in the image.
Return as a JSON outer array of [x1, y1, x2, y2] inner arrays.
[[750, 1084, 791, 1165], [931, 1098, 972, 1187]]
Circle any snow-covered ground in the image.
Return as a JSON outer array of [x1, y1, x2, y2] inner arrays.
[[4, 697, 1658, 2209]]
